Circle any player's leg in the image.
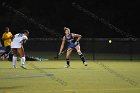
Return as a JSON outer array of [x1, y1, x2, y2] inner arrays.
[[12, 48, 18, 68], [0, 46, 10, 57], [17, 47, 26, 69], [65, 48, 73, 68], [5, 46, 11, 54], [75, 45, 87, 66], [4, 46, 11, 58], [0, 50, 6, 57], [0, 47, 6, 59]]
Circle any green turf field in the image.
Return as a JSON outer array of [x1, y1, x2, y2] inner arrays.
[[0, 60, 140, 93]]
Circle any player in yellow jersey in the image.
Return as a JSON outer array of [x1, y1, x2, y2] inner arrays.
[[0, 27, 13, 57]]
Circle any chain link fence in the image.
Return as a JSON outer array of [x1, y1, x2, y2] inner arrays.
[[24, 38, 140, 60]]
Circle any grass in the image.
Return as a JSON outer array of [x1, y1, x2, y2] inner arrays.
[[25, 51, 140, 60], [25, 51, 93, 60], [0, 60, 140, 93]]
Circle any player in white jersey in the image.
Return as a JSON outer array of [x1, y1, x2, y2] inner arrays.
[[11, 30, 29, 69]]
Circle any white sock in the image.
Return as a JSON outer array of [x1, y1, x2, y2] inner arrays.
[[21, 57, 25, 66], [13, 56, 17, 66]]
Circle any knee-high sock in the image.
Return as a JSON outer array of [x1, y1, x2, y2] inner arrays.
[[13, 56, 17, 66], [77, 51, 86, 63], [66, 59, 70, 65], [80, 54, 86, 63], [21, 57, 25, 66]]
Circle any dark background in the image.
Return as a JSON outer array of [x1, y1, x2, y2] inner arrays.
[[0, 0, 139, 38]]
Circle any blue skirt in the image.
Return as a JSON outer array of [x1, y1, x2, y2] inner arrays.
[[67, 42, 80, 49]]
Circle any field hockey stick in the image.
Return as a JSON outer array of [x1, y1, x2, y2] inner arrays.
[[4, 49, 12, 58], [54, 42, 79, 59], [54, 49, 67, 59], [54, 48, 74, 59]]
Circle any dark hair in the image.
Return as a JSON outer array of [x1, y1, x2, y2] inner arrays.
[[4, 27, 9, 31], [64, 27, 69, 31], [21, 29, 29, 33]]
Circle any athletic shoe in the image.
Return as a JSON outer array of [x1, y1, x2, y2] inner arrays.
[[84, 62, 88, 66], [64, 65, 70, 68], [20, 65, 26, 69], [13, 65, 17, 68]]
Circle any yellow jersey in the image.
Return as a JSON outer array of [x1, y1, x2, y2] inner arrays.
[[2, 32, 13, 47]]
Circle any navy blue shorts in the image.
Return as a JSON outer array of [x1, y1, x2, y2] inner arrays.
[[67, 43, 80, 49]]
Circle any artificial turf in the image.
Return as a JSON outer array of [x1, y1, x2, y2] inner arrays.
[[0, 60, 140, 93]]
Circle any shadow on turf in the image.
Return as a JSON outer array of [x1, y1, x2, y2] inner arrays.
[[35, 67, 77, 69], [26, 67, 81, 70], [0, 67, 28, 69], [0, 67, 13, 69], [0, 67, 90, 70], [38, 68, 65, 69], [25, 68, 66, 70], [30, 67, 92, 70], [0, 86, 23, 90]]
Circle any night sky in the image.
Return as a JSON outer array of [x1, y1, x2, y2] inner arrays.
[[0, 0, 139, 38]]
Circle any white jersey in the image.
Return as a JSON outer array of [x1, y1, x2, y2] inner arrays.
[[11, 33, 28, 48]]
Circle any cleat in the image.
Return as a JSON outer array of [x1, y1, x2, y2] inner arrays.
[[13, 65, 17, 68], [84, 62, 88, 66], [20, 65, 26, 69], [64, 65, 70, 68]]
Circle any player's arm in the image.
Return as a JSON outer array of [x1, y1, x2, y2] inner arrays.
[[73, 33, 82, 42], [10, 32, 13, 39], [23, 39, 27, 44], [2, 32, 13, 40], [2, 34, 8, 40], [20, 36, 28, 45], [59, 36, 65, 55], [11, 35, 15, 42], [23, 36, 28, 44], [72, 33, 82, 45]]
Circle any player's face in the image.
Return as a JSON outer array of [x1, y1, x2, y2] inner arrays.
[[24, 32, 29, 36], [5, 27, 9, 33], [65, 29, 70, 35]]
